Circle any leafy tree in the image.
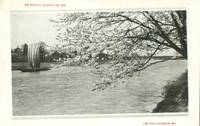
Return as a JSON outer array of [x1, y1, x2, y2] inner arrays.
[[13, 46, 22, 56], [51, 10, 187, 89], [12, 46, 23, 62]]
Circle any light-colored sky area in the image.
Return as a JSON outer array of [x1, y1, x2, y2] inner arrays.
[[11, 11, 61, 49], [11, 11, 177, 56]]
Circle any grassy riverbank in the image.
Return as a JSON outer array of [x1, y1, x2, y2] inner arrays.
[[153, 71, 188, 112]]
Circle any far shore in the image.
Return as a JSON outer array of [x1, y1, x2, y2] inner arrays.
[[12, 62, 60, 70]]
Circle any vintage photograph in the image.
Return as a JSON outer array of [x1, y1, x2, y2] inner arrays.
[[11, 10, 188, 116]]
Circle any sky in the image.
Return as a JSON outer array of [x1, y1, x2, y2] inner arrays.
[[11, 11, 61, 49], [10, 11, 177, 56]]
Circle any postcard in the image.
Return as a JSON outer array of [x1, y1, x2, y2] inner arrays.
[[0, 0, 199, 126]]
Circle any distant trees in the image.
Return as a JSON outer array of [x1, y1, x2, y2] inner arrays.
[[12, 42, 55, 62], [12, 46, 24, 62], [13, 46, 23, 56]]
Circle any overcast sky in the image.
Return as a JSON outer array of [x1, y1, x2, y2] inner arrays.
[[11, 12, 61, 49], [11, 11, 177, 56]]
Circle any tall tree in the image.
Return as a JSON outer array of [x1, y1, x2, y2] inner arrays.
[[51, 10, 187, 88]]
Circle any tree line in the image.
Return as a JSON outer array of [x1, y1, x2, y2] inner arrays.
[[11, 42, 72, 63]]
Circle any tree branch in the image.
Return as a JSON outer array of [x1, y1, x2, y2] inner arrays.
[[144, 12, 184, 57], [135, 57, 183, 72]]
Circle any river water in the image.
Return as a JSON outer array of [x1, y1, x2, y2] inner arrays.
[[12, 60, 187, 116]]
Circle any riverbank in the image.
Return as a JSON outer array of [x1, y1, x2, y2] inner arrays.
[[153, 71, 188, 112], [12, 62, 59, 70]]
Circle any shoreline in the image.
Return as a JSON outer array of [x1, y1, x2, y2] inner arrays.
[[152, 71, 188, 113]]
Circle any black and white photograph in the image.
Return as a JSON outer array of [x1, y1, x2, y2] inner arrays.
[[11, 10, 188, 116]]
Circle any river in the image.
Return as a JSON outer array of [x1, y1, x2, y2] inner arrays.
[[12, 60, 187, 116]]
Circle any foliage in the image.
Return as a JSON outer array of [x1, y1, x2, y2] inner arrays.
[[51, 10, 187, 89], [12, 43, 54, 63], [12, 46, 25, 62]]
